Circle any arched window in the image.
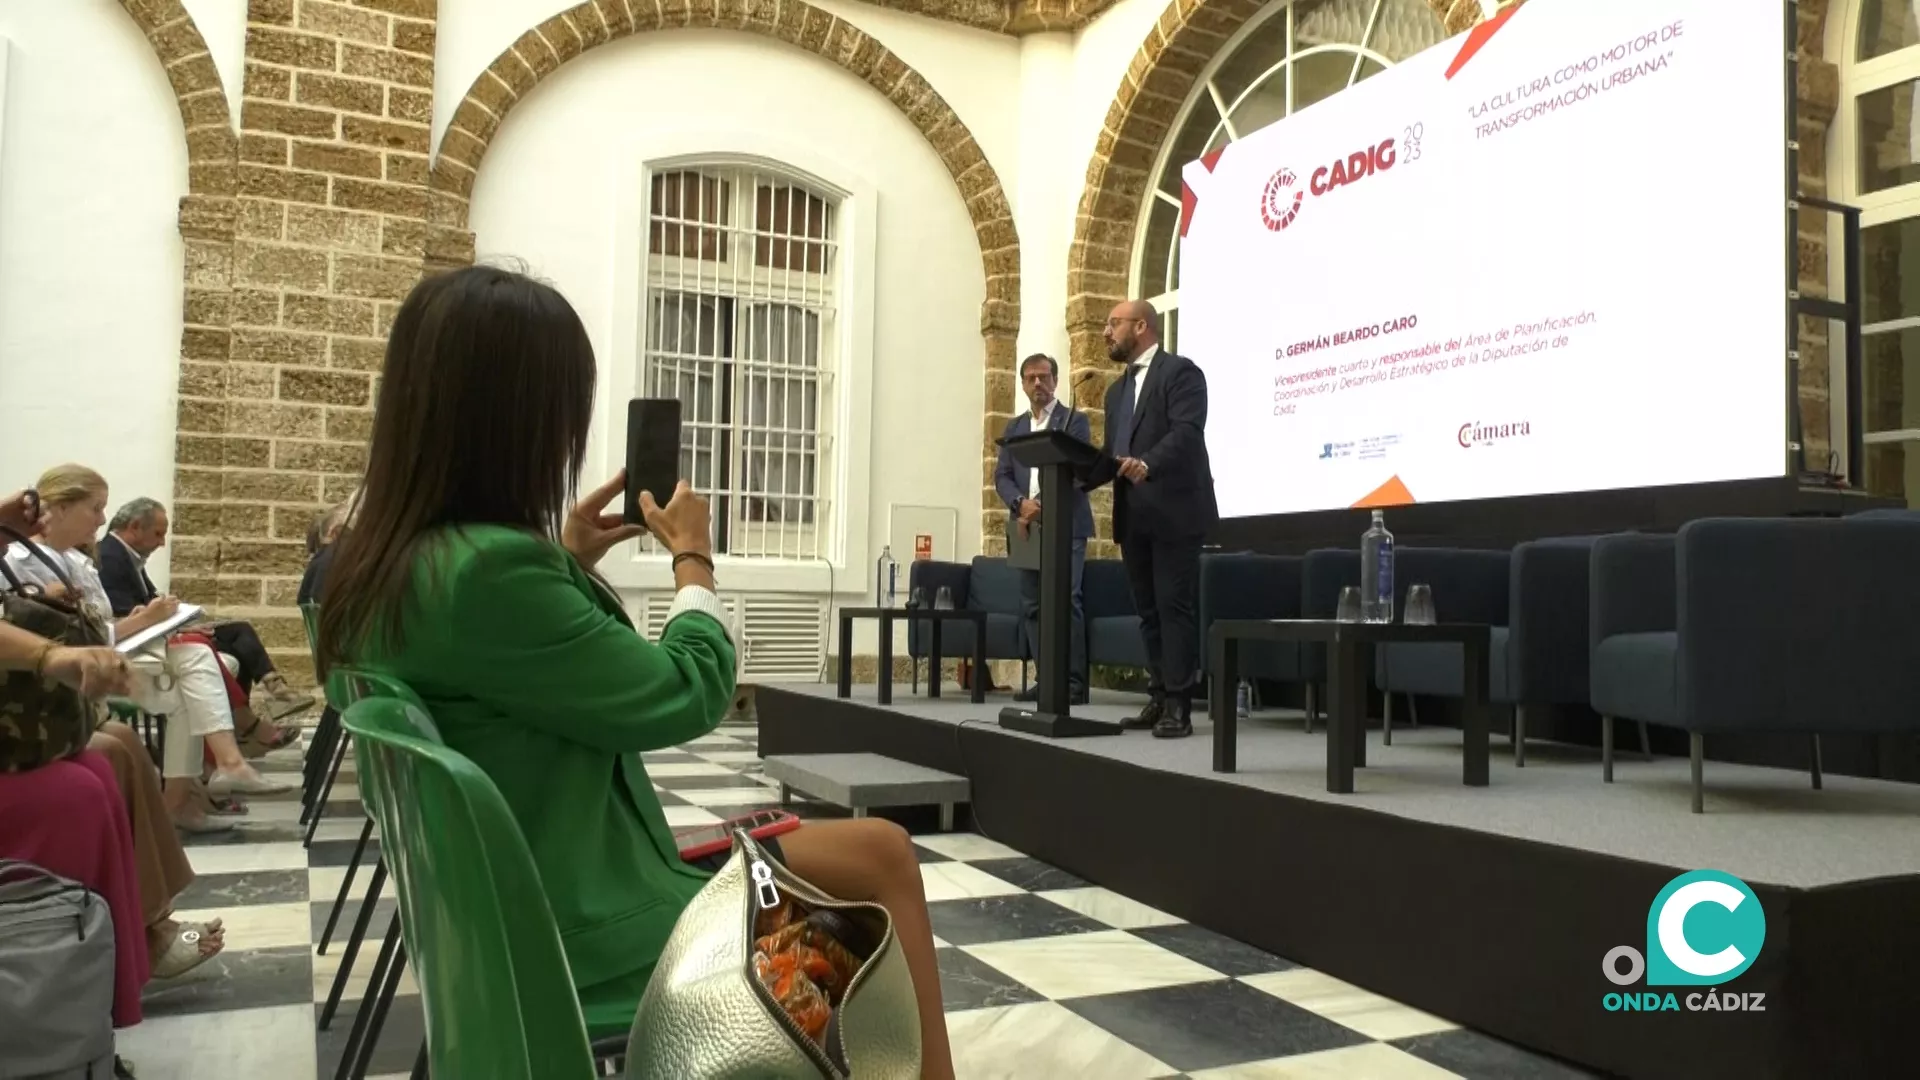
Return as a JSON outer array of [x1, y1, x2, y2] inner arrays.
[[643, 164, 840, 558], [1835, 2, 1920, 504], [1132, 0, 1446, 349]]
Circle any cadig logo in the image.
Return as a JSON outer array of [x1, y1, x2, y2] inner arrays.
[[1260, 168, 1303, 231], [1601, 870, 1768, 1014], [1311, 138, 1398, 197]]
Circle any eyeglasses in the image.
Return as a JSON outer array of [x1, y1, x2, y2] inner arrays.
[[1104, 318, 1142, 330]]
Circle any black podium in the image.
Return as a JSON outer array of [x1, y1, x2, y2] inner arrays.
[[996, 429, 1121, 738]]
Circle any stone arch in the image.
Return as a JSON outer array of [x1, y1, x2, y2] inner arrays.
[[428, 0, 1021, 549], [114, 0, 237, 196]]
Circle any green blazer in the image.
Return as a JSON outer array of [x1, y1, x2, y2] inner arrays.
[[354, 524, 735, 1023]]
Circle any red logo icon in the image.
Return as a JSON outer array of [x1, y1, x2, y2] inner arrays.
[[1260, 168, 1304, 231]]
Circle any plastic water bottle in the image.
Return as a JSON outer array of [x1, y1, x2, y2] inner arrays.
[[874, 545, 898, 608], [1361, 510, 1394, 623], [1236, 680, 1252, 719]]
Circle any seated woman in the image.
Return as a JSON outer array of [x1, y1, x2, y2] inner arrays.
[[7, 465, 291, 830], [317, 266, 955, 1077]]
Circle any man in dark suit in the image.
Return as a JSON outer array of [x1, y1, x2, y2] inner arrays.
[[994, 353, 1094, 705], [1082, 300, 1219, 738], [98, 497, 313, 723]]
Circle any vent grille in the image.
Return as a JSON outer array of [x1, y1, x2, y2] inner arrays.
[[641, 593, 826, 682]]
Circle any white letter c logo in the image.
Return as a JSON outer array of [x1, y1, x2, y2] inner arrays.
[[1658, 880, 1747, 978]]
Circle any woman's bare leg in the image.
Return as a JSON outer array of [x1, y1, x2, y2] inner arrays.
[[776, 819, 955, 1080]]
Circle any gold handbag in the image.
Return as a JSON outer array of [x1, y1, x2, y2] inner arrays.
[[626, 830, 922, 1079]]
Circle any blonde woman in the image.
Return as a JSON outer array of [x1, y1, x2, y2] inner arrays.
[[5, 466, 291, 825]]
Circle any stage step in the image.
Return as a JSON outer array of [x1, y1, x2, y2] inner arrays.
[[762, 753, 970, 832]]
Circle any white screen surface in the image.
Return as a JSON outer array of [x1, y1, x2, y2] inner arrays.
[[1178, 0, 1787, 518]]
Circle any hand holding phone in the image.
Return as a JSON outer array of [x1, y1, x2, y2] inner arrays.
[[562, 473, 648, 569], [624, 399, 682, 526]]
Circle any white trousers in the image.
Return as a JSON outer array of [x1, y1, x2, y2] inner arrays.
[[127, 640, 235, 778]]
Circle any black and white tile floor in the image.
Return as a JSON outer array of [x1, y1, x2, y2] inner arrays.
[[113, 720, 1598, 1080]]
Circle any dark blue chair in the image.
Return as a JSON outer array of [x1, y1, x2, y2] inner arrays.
[[1590, 517, 1920, 812], [1299, 549, 1362, 730], [906, 557, 1025, 692], [1085, 558, 1149, 670], [1372, 547, 1510, 745], [1198, 553, 1304, 709]]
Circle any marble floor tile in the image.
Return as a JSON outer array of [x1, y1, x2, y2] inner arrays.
[[1243, 970, 1457, 1041], [315, 993, 426, 1079], [1390, 1030, 1596, 1080], [927, 893, 1109, 947], [115, 1003, 318, 1080], [970, 856, 1090, 892], [310, 894, 397, 944], [227, 799, 306, 824], [141, 945, 314, 1019], [946, 1001, 1174, 1080], [694, 749, 764, 764], [185, 840, 311, 875], [1189, 1041, 1464, 1079], [652, 772, 780, 791], [178, 820, 307, 847], [661, 804, 724, 828], [1130, 924, 1296, 978], [914, 833, 1027, 861], [679, 734, 745, 749], [642, 762, 739, 778], [307, 836, 380, 868], [176, 869, 311, 910], [311, 933, 421, 1003], [963, 929, 1221, 1000], [669, 786, 788, 807], [936, 946, 1048, 1012], [639, 751, 704, 766], [921, 861, 1029, 902], [173, 901, 314, 952], [1037, 887, 1182, 930], [309, 817, 378, 844], [1064, 977, 1372, 1073], [912, 842, 955, 864]]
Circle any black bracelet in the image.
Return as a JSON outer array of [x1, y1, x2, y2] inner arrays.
[[672, 551, 715, 573]]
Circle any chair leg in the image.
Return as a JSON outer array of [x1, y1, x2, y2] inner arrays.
[[1810, 734, 1823, 790], [1407, 696, 1419, 727], [1601, 715, 1614, 783], [410, 1041, 428, 1080], [306, 732, 350, 848], [345, 916, 406, 1080], [1690, 733, 1705, 814], [1304, 684, 1316, 734], [1513, 705, 1527, 768], [319, 861, 387, 1030], [334, 911, 401, 1080], [318, 818, 376, 954], [1383, 693, 1394, 746], [1637, 720, 1653, 760]]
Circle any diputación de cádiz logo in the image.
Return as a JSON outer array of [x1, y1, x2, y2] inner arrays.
[[1601, 870, 1767, 1013]]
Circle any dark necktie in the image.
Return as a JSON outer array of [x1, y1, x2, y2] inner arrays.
[[1111, 364, 1142, 459]]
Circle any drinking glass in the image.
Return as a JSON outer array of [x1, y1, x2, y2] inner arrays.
[[907, 587, 926, 610], [1406, 584, 1436, 626], [1336, 586, 1362, 623], [934, 586, 955, 611]]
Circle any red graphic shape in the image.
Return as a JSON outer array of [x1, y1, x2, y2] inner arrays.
[[1352, 475, 1416, 509], [1445, 2, 1524, 81], [1258, 168, 1304, 232], [1179, 147, 1232, 237]]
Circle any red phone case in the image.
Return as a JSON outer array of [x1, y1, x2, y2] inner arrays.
[[676, 809, 802, 862]]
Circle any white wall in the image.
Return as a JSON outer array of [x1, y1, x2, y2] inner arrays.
[[0, 0, 192, 585], [465, 29, 987, 637]]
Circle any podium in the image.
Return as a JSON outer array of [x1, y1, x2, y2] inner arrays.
[[995, 429, 1121, 738]]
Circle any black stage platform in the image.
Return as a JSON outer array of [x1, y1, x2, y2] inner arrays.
[[758, 684, 1917, 1080]]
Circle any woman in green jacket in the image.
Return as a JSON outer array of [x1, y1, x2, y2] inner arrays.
[[317, 265, 954, 1078]]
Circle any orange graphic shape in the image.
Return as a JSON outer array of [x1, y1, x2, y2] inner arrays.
[[1352, 475, 1415, 509], [1445, 1, 1524, 80]]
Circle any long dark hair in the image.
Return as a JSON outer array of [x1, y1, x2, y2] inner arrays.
[[316, 265, 596, 673]]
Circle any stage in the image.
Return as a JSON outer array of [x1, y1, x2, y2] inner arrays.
[[758, 684, 1918, 1080]]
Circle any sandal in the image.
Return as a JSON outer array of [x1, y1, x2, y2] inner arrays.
[[189, 779, 249, 817], [237, 717, 301, 759], [151, 921, 224, 979], [114, 1056, 137, 1079]]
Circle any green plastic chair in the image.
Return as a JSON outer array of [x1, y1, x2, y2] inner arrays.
[[343, 696, 600, 1079]]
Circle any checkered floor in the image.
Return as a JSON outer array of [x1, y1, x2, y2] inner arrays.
[[111, 720, 1598, 1080]]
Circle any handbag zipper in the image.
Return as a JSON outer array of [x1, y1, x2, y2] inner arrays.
[[744, 851, 846, 1079]]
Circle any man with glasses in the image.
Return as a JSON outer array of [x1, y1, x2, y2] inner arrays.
[[995, 353, 1093, 705], [1081, 301, 1218, 738]]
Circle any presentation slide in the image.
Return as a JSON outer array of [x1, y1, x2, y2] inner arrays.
[[1178, 0, 1787, 519]]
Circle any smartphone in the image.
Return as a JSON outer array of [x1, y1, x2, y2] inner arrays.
[[623, 398, 682, 525], [674, 808, 803, 862]]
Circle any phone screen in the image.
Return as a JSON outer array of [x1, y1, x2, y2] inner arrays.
[[624, 398, 682, 525]]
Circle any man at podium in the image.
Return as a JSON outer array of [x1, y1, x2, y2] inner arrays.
[[994, 353, 1093, 705]]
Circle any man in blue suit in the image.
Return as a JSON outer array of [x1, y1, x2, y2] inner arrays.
[[995, 353, 1093, 705]]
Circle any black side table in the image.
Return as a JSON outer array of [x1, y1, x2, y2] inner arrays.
[[1209, 619, 1491, 793], [837, 608, 988, 705]]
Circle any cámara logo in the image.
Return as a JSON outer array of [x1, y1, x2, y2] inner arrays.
[[1601, 870, 1768, 1014], [1457, 420, 1531, 448], [1260, 168, 1303, 231]]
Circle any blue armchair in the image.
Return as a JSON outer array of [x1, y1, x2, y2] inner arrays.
[[1085, 559, 1149, 670], [1299, 549, 1362, 729], [906, 557, 1025, 691], [1198, 554, 1305, 706], [1590, 517, 1920, 812]]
